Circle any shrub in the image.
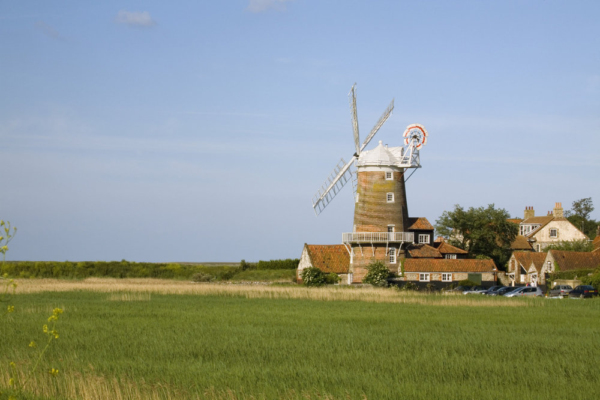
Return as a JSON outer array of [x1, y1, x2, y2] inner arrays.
[[240, 259, 256, 271], [256, 259, 299, 270], [324, 273, 341, 285], [191, 272, 213, 282], [396, 281, 418, 291], [300, 267, 325, 287], [458, 279, 478, 287], [363, 261, 390, 287]]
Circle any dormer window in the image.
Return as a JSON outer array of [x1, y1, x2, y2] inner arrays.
[[385, 172, 393, 180]]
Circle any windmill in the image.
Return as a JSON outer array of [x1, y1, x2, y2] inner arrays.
[[311, 84, 429, 283], [312, 84, 395, 215]]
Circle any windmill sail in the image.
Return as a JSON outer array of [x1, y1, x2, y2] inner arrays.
[[312, 158, 355, 215], [359, 99, 394, 153], [349, 84, 360, 155]]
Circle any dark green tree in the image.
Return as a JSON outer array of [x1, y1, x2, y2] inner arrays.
[[435, 204, 518, 269], [565, 197, 597, 239]]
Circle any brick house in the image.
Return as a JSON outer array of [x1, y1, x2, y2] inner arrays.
[[514, 203, 589, 252], [539, 250, 600, 278], [297, 244, 350, 284], [506, 251, 548, 286], [401, 258, 497, 288]]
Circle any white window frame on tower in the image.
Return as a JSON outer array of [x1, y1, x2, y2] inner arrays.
[[355, 193, 359, 203], [387, 193, 394, 203], [419, 273, 430, 282], [385, 171, 393, 180], [418, 234, 430, 244], [388, 248, 396, 264]]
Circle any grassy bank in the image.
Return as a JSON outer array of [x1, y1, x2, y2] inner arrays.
[[2, 280, 600, 399]]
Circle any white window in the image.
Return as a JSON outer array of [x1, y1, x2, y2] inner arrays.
[[389, 248, 396, 264], [387, 225, 395, 233], [445, 254, 457, 259], [536, 244, 541, 252], [549, 228, 557, 238], [442, 273, 452, 282], [419, 273, 430, 282], [547, 261, 552, 272], [387, 193, 394, 203], [385, 171, 393, 180], [355, 193, 359, 203], [418, 234, 430, 244]]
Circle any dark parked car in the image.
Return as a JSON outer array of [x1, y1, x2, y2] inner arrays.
[[548, 285, 573, 298], [568, 285, 599, 299], [482, 286, 503, 295]]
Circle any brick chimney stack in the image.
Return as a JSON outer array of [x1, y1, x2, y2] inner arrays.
[[524, 206, 535, 220], [553, 202, 564, 218]]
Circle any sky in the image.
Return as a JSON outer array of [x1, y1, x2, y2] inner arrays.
[[1, 0, 599, 262]]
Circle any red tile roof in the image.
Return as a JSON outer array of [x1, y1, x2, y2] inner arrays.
[[407, 217, 434, 231], [305, 244, 350, 274], [511, 251, 547, 272], [433, 241, 468, 254], [507, 218, 523, 225], [511, 235, 533, 250], [549, 250, 600, 272], [404, 258, 496, 273], [407, 244, 442, 258]]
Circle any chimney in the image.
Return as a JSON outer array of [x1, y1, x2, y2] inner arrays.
[[524, 206, 535, 220], [553, 202, 564, 218]]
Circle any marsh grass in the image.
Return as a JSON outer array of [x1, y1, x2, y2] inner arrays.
[[2, 280, 600, 399], [13, 278, 531, 307]]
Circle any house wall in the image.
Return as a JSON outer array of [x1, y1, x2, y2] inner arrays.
[[532, 220, 588, 251], [402, 272, 495, 283], [296, 247, 312, 283], [350, 244, 404, 283]]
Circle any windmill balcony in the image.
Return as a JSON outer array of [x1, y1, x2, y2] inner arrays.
[[342, 232, 414, 244]]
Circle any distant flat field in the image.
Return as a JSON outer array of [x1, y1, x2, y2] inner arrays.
[[2, 279, 600, 400]]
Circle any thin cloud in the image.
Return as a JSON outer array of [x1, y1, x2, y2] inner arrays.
[[247, 0, 293, 13], [115, 10, 156, 27], [35, 21, 65, 41]]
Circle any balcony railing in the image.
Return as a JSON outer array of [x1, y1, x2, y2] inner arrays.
[[342, 232, 414, 244]]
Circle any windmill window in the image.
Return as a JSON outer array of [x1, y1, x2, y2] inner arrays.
[[355, 193, 359, 203], [385, 172, 393, 180], [387, 193, 394, 203], [549, 228, 558, 238], [442, 273, 452, 282], [418, 234, 430, 244], [419, 273, 430, 282], [389, 248, 396, 264]]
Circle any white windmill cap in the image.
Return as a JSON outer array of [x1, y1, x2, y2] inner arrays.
[[357, 141, 401, 166]]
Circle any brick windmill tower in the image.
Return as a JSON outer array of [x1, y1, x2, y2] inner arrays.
[[312, 84, 428, 283]]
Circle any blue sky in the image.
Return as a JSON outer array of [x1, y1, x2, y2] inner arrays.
[[1, 0, 599, 262]]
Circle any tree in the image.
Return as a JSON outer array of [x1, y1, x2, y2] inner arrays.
[[300, 267, 326, 287], [544, 239, 594, 252], [565, 197, 598, 239], [362, 261, 391, 287], [435, 204, 518, 269]]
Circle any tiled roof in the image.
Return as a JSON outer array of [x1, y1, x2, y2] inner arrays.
[[593, 236, 600, 250], [407, 217, 434, 231], [511, 251, 547, 271], [404, 259, 496, 273], [433, 241, 468, 254], [511, 235, 533, 250], [507, 219, 523, 225], [550, 250, 600, 272], [407, 244, 442, 258], [522, 216, 554, 225], [305, 245, 350, 274]]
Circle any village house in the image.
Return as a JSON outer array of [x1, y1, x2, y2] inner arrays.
[[511, 203, 589, 252], [506, 251, 547, 286], [539, 250, 600, 277]]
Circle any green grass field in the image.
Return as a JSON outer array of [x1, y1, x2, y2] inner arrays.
[[2, 284, 600, 399]]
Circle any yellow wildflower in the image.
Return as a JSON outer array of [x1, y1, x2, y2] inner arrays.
[[29, 341, 37, 348], [8, 378, 14, 386], [49, 368, 59, 376], [43, 324, 48, 333], [7, 305, 14, 313]]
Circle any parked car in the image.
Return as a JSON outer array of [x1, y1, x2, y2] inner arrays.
[[548, 285, 573, 298], [490, 286, 520, 296], [482, 286, 503, 295], [504, 287, 544, 297], [568, 285, 599, 299], [463, 286, 486, 294]]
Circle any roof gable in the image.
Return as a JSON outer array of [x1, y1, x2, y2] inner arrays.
[[305, 245, 350, 274], [407, 217, 434, 231], [511, 235, 533, 250], [433, 241, 468, 254], [511, 251, 546, 272], [407, 244, 442, 258]]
